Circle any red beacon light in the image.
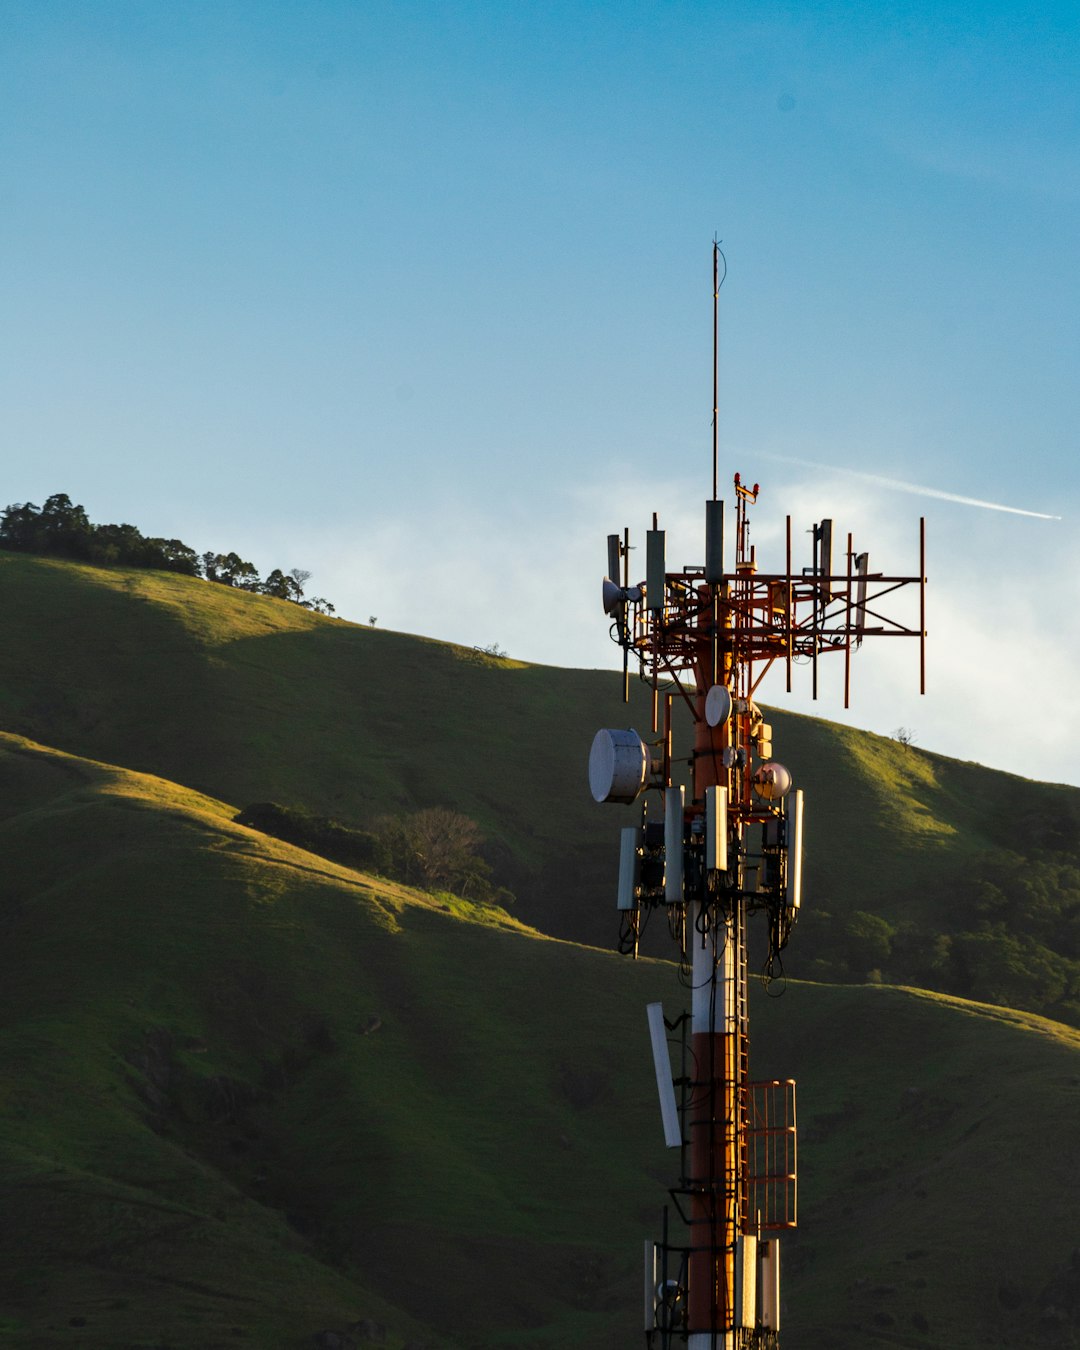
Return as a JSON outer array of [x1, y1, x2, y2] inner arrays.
[[733, 472, 760, 503]]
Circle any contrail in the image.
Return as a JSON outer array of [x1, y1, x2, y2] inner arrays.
[[761, 452, 1062, 520]]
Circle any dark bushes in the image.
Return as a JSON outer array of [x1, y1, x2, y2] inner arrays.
[[235, 801, 514, 908], [235, 802, 381, 872]]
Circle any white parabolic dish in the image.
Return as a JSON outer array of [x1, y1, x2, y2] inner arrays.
[[589, 728, 649, 804], [704, 684, 733, 727], [753, 761, 792, 800]]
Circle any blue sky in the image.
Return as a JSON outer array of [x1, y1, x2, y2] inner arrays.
[[3, 2, 1079, 782]]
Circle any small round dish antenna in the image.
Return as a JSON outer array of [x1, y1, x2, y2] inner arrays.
[[602, 578, 625, 615], [602, 578, 644, 614], [753, 761, 792, 800], [705, 685, 733, 727]]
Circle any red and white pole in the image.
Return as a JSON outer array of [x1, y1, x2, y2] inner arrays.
[[687, 899, 739, 1349], [687, 599, 741, 1348]]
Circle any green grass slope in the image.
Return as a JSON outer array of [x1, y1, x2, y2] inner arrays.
[[1, 551, 1078, 1025], [0, 733, 1078, 1349], [0, 552, 631, 940]]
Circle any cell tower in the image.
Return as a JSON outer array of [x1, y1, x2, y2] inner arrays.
[[588, 245, 926, 1348]]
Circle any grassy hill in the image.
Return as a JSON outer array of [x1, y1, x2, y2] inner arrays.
[[0, 551, 628, 939], [0, 732, 1078, 1350], [1, 551, 1078, 1023], [1, 551, 1079, 1347]]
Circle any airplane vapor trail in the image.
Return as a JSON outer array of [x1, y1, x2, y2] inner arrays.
[[762, 453, 1062, 520]]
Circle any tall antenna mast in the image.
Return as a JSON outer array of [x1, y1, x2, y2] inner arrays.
[[589, 245, 927, 1348]]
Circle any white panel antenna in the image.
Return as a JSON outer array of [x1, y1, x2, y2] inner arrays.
[[814, 518, 833, 602], [788, 789, 804, 910], [705, 785, 728, 872], [617, 827, 640, 911], [760, 1238, 781, 1331], [735, 1234, 758, 1330], [664, 785, 684, 903], [646, 528, 666, 612], [646, 1003, 682, 1148], [643, 1241, 657, 1332], [705, 498, 724, 584], [608, 533, 622, 586], [854, 551, 869, 646]]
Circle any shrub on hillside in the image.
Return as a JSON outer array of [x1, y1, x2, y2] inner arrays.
[[951, 927, 1073, 1013], [372, 807, 502, 902], [235, 802, 382, 872], [236, 802, 514, 909], [786, 894, 1079, 1027]]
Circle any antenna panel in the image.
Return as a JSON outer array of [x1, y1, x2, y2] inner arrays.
[[705, 498, 725, 583], [646, 529, 666, 612], [815, 518, 833, 601], [607, 533, 621, 585], [664, 785, 684, 904], [644, 1241, 657, 1332], [705, 785, 728, 872], [788, 789, 804, 910], [855, 551, 869, 642], [646, 1002, 682, 1148], [735, 1234, 758, 1330], [617, 827, 640, 910], [760, 1239, 781, 1331]]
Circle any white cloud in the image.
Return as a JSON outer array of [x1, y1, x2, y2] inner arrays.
[[268, 461, 1080, 788]]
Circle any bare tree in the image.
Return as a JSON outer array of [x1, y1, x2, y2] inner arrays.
[[373, 808, 492, 897]]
